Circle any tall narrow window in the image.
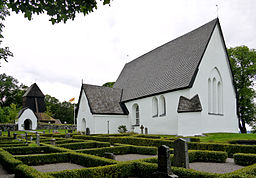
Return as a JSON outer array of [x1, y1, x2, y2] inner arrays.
[[132, 104, 140, 126], [209, 67, 223, 115], [152, 97, 158, 117], [159, 95, 166, 116], [218, 81, 223, 114], [212, 78, 217, 113], [135, 105, 139, 125]]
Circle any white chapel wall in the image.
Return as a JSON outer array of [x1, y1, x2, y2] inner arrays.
[[18, 108, 37, 130], [190, 24, 238, 134]]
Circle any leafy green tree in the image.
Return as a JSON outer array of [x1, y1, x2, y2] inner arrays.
[[45, 94, 74, 124], [0, 73, 27, 108], [0, 0, 111, 65], [228, 46, 256, 133], [6, 103, 19, 122], [103, 82, 115, 88], [0, 106, 8, 123]]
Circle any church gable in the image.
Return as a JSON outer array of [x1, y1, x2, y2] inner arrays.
[[114, 19, 218, 102]]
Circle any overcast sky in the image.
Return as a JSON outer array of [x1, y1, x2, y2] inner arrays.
[[1, 0, 256, 102]]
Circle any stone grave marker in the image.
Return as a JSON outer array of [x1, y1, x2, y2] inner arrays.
[[66, 133, 70, 138], [145, 127, 148, 135], [43, 131, 45, 134], [173, 138, 189, 169], [30, 136, 33, 141], [7, 130, 11, 137], [0, 130, 2, 136], [86, 128, 90, 135], [51, 138, 56, 145], [25, 132, 28, 142], [13, 133, 17, 139], [36, 134, 40, 146], [140, 125, 144, 134], [153, 145, 178, 177], [104, 152, 116, 160]]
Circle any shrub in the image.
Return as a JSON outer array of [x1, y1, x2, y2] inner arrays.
[[118, 125, 127, 133], [14, 164, 54, 178], [3, 146, 59, 155], [58, 141, 110, 150], [0, 149, 22, 173], [234, 153, 256, 166]]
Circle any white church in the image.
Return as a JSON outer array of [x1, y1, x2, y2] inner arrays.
[[76, 18, 238, 136]]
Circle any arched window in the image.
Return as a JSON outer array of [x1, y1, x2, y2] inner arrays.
[[208, 67, 223, 115], [212, 77, 217, 113], [208, 78, 212, 113], [152, 97, 158, 117], [159, 95, 166, 116], [132, 104, 140, 126]]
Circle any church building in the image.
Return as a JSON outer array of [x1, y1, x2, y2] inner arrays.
[[76, 18, 238, 136]]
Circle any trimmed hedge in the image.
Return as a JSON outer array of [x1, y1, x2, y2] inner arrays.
[[58, 141, 111, 150], [234, 153, 256, 166], [188, 142, 256, 157], [14, 164, 54, 178], [0, 148, 22, 173], [3, 146, 60, 155], [0, 143, 28, 147]]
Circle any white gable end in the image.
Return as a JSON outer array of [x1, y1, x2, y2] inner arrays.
[[190, 24, 238, 133]]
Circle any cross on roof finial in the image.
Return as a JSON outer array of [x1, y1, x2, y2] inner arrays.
[[216, 4, 219, 17]]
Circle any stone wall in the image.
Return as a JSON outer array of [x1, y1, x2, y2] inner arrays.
[[37, 124, 76, 130], [0, 123, 17, 131]]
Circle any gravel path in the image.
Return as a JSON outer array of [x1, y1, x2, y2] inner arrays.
[[0, 164, 14, 178], [190, 158, 244, 174], [32, 162, 86, 172], [115, 154, 156, 161]]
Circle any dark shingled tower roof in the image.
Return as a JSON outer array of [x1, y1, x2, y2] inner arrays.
[[82, 84, 128, 115], [177, 95, 202, 113], [114, 18, 219, 102], [23, 83, 45, 97]]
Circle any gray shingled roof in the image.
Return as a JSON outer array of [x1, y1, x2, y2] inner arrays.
[[23, 83, 44, 97], [177, 95, 202, 113], [114, 19, 218, 102], [82, 84, 128, 115]]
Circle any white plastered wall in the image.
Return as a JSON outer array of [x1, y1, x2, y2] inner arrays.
[[124, 89, 189, 135], [76, 90, 129, 134], [18, 108, 37, 130], [189, 24, 238, 134]]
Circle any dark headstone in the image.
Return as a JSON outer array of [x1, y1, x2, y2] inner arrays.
[[66, 133, 70, 138], [43, 131, 45, 134], [0, 130, 2, 136], [153, 145, 178, 177], [13, 133, 17, 139], [7, 130, 11, 137], [36, 134, 40, 146], [140, 125, 144, 134], [51, 138, 56, 145], [86, 128, 90, 135], [104, 152, 116, 160], [25, 132, 28, 142], [173, 138, 189, 169], [145, 127, 148, 135]]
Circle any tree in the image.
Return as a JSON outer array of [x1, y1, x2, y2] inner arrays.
[[228, 46, 256, 133], [103, 82, 115, 88], [45, 94, 74, 124], [0, 73, 27, 108], [0, 0, 111, 65]]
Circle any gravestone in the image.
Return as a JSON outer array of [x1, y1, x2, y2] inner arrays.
[[30, 136, 33, 141], [7, 130, 11, 137], [140, 125, 144, 134], [173, 138, 189, 169], [66, 133, 70, 138], [145, 127, 148, 135], [25, 132, 28, 142], [13, 133, 17, 139], [43, 131, 45, 134], [0, 130, 2, 136], [51, 138, 56, 145], [36, 134, 40, 146], [104, 152, 116, 160], [153, 145, 178, 177], [86, 128, 90, 135]]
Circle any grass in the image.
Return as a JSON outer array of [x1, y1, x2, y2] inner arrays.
[[199, 133, 256, 143], [0, 129, 76, 136]]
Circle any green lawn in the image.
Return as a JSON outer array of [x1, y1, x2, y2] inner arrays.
[[199, 132, 256, 143]]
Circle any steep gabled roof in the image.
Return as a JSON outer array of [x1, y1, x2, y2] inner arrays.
[[82, 84, 128, 115], [114, 19, 219, 102], [23, 83, 45, 97], [177, 95, 202, 113]]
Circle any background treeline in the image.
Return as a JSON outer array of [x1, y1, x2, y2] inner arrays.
[[0, 73, 74, 124]]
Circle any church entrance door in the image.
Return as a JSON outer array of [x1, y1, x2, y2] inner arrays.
[[24, 119, 32, 130]]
